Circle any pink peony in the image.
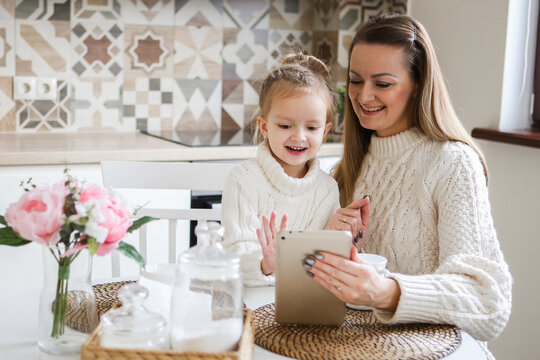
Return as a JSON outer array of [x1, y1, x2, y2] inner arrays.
[[5, 181, 66, 245], [79, 185, 132, 256]]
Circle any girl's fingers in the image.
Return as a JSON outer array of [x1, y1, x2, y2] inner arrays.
[[262, 215, 273, 243], [279, 214, 288, 231], [256, 228, 267, 249], [269, 211, 278, 238]]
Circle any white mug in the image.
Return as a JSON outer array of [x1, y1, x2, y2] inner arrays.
[[346, 253, 389, 311]]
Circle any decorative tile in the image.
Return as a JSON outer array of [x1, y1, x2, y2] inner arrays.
[[123, 77, 174, 131], [0, 77, 16, 131], [313, 0, 339, 31], [269, 0, 313, 30], [222, 79, 259, 130], [223, 0, 269, 29], [71, 20, 123, 77], [15, 0, 70, 21], [222, 28, 267, 80], [0, 0, 14, 19], [173, 79, 222, 130], [15, 20, 71, 76], [312, 31, 338, 68], [124, 25, 173, 78], [267, 29, 312, 69], [123, 0, 174, 25], [336, 30, 355, 83], [72, 0, 121, 21], [0, 15, 15, 76], [174, 0, 223, 27], [339, 1, 362, 32], [342, 0, 407, 28], [173, 26, 222, 79], [71, 77, 127, 131], [16, 80, 71, 132]]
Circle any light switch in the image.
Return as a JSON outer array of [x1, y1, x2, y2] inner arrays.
[[13, 77, 36, 100]]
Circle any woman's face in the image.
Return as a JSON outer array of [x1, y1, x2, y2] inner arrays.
[[348, 43, 416, 137]]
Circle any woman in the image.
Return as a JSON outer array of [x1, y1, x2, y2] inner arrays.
[[305, 14, 512, 359]]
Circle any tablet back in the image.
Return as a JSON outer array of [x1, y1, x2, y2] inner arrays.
[[274, 230, 351, 326]]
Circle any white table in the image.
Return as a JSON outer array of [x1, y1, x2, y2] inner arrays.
[[0, 286, 485, 360]]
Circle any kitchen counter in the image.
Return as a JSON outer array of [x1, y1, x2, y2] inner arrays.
[[0, 132, 343, 166]]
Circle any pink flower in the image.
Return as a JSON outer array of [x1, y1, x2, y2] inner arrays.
[[79, 185, 132, 256], [5, 181, 66, 245]]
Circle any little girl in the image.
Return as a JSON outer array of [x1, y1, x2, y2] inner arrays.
[[221, 53, 350, 287]]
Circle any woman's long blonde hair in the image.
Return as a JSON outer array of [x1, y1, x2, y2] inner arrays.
[[334, 14, 488, 206]]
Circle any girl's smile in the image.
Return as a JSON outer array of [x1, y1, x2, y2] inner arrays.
[[258, 90, 332, 178]]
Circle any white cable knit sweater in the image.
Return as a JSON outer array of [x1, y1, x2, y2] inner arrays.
[[221, 143, 340, 287], [356, 127, 512, 358]]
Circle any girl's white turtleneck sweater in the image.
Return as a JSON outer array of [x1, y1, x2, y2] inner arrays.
[[221, 143, 340, 287], [355, 127, 512, 359]]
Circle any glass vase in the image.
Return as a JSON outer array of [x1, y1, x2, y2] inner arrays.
[[38, 247, 98, 355]]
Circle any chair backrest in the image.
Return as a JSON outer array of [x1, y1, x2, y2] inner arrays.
[[101, 161, 236, 277]]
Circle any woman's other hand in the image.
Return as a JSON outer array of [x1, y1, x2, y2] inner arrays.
[[327, 196, 370, 249], [305, 245, 400, 311], [257, 211, 287, 275]]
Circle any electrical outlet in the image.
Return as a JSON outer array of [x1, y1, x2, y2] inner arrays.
[[36, 78, 57, 100], [13, 77, 36, 100]]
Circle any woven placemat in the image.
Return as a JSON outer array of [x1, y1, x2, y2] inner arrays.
[[66, 280, 135, 333], [254, 303, 462, 360]]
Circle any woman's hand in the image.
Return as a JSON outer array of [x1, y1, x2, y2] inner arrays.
[[257, 211, 288, 275], [305, 246, 401, 311], [327, 196, 370, 249]]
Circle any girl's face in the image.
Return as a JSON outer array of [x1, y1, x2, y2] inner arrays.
[[258, 91, 332, 178], [348, 43, 416, 137]]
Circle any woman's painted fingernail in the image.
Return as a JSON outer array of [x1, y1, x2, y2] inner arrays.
[[353, 237, 358, 245], [306, 271, 314, 277], [363, 195, 371, 201], [303, 262, 312, 270], [314, 252, 324, 260], [358, 230, 363, 238], [305, 257, 315, 265]]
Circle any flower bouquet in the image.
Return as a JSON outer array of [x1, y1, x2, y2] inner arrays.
[[0, 171, 155, 355]]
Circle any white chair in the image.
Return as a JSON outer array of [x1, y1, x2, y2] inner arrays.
[[101, 161, 236, 277]]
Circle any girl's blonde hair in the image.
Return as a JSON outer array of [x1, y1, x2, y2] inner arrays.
[[334, 14, 488, 206], [253, 53, 336, 143]]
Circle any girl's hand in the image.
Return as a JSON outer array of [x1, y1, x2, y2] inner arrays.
[[257, 211, 288, 275], [304, 246, 400, 310], [327, 196, 370, 249]]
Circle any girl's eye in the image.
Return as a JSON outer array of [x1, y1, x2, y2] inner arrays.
[[376, 83, 391, 88], [307, 126, 320, 131], [278, 124, 291, 129]]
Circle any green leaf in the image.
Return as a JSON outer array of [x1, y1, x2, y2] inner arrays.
[[117, 241, 145, 268], [87, 238, 99, 256], [128, 216, 158, 233], [0, 227, 31, 247], [0, 215, 6, 226]]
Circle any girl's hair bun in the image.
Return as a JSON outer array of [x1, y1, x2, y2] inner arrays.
[[281, 52, 330, 80]]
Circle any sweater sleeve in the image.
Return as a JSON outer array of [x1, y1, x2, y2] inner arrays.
[[308, 172, 341, 230], [373, 145, 512, 342], [220, 167, 275, 287]]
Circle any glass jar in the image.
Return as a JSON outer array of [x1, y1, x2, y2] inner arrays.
[[100, 283, 168, 350], [170, 221, 243, 352]]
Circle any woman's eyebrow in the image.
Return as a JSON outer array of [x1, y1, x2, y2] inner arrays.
[[349, 69, 397, 79]]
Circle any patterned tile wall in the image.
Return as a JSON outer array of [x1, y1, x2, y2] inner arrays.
[[0, 0, 406, 133]]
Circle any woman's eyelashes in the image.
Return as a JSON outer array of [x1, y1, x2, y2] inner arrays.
[[349, 78, 393, 89]]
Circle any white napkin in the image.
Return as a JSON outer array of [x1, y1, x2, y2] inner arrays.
[[138, 275, 173, 321]]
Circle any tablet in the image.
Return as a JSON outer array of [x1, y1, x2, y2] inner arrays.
[[274, 230, 352, 326]]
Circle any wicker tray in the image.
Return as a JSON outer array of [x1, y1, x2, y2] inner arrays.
[[81, 308, 254, 360]]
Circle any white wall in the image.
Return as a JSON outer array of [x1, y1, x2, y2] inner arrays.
[[410, 0, 540, 358]]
